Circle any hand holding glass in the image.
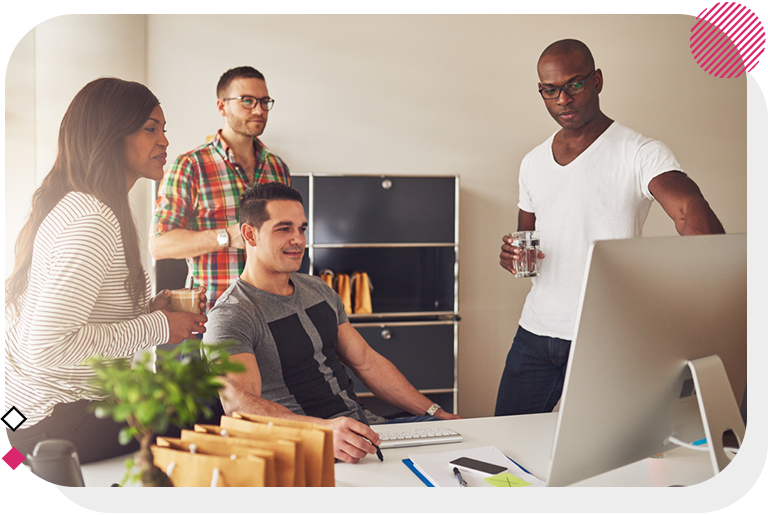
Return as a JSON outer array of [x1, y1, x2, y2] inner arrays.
[[508, 231, 541, 278]]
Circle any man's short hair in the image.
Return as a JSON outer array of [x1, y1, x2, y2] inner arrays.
[[217, 66, 266, 98], [239, 182, 304, 230], [538, 39, 595, 70]]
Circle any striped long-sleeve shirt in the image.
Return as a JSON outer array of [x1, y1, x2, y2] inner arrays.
[[5, 192, 169, 426]]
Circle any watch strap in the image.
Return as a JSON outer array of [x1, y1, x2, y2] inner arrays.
[[426, 403, 441, 416]]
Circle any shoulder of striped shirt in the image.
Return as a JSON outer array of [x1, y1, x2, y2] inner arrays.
[[54, 192, 122, 235]]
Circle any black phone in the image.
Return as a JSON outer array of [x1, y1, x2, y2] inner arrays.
[[449, 457, 508, 477]]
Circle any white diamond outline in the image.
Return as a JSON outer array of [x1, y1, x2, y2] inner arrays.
[[1, 406, 27, 431]]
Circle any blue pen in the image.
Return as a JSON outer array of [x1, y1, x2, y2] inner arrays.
[[507, 457, 532, 475]]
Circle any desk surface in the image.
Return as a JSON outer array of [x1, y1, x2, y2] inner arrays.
[[335, 413, 716, 487], [81, 413, 716, 487]]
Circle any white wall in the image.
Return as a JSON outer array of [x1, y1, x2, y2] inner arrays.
[[5, 14, 747, 418], [4, 14, 151, 279]]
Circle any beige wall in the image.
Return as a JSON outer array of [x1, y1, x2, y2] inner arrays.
[[4, 14, 747, 418]]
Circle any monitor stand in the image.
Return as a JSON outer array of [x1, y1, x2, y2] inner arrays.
[[684, 355, 745, 474]]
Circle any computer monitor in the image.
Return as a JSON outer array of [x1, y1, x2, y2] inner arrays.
[[546, 233, 747, 487]]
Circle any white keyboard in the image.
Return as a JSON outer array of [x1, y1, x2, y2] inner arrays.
[[376, 427, 463, 449]]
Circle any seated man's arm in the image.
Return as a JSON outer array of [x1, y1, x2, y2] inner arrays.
[[336, 322, 461, 420], [219, 352, 382, 464]]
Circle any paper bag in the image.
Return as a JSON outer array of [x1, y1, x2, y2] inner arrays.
[[190, 425, 303, 486], [151, 444, 267, 487], [335, 273, 352, 314], [230, 413, 335, 487], [156, 436, 277, 487], [319, 269, 335, 288], [351, 271, 373, 314], [219, 416, 319, 487]]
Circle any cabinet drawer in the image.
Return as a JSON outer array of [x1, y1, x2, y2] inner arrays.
[[313, 176, 456, 244], [347, 323, 455, 393], [290, 175, 310, 219]]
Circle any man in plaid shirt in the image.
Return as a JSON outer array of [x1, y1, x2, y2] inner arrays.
[[150, 67, 291, 310]]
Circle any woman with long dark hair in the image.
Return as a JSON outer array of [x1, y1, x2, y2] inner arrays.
[[5, 77, 207, 463]]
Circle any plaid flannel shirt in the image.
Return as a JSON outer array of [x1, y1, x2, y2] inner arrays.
[[152, 130, 290, 309]]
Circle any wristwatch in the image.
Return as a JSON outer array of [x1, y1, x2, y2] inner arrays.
[[217, 228, 229, 248], [426, 403, 442, 416]]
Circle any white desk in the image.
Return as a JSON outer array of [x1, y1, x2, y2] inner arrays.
[[81, 413, 716, 487], [335, 413, 716, 487]]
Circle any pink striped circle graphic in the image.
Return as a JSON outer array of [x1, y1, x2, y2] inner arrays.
[[691, 2, 765, 77]]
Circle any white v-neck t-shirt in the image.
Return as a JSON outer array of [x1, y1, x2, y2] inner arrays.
[[517, 122, 682, 340]]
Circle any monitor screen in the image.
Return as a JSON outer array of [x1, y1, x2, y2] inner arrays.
[[546, 233, 747, 487]]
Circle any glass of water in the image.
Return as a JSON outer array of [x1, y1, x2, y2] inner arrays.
[[509, 231, 540, 278]]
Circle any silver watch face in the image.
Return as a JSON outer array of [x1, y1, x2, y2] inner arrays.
[[217, 229, 228, 246], [427, 403, 441, 416]]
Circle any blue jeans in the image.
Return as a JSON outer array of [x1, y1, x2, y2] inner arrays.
[[494, 326, 572, 416]]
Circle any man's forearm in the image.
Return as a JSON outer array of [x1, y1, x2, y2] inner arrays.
[[354, 354, 435, 417], [675, 196, 726, 236], [149, 228, 223, 260], [221, 390, 322, 424]]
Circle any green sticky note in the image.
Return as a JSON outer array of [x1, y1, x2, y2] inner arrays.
[[484, 472, 531, 487]]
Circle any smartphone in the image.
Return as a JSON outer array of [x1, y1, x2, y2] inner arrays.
[[449, 457, 508, 477]]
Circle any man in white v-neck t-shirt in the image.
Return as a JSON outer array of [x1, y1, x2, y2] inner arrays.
[[494, 39, 725, 416]]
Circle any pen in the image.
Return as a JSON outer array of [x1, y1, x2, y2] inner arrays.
[[453, 467, 467, 487], [355, 402, 383, 461]]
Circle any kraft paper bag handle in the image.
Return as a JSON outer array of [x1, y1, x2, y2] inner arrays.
[[319, 269, 335, 288], [193, 424, 305, 487], [231, 413, 335, 487], [188, 426, 300, 486], [351, 271, 373, 314], [151, 445, 267, 487], [156, 436, 277, 487]]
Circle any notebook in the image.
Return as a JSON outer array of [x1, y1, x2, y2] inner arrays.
[[404, 445, 544, 487]]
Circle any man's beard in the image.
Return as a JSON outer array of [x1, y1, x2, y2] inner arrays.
[[227, 113, 266, 138]]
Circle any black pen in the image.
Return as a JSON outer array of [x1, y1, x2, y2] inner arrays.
[[453, 467, 467, 487], [355, 402, 383, 461]]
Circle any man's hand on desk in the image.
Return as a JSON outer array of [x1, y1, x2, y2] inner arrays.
[[315, 416, 382, 464], [437, 409, 462, 420]]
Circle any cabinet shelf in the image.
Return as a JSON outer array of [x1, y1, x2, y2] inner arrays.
[[348, 312, 459, 322], [312, 243, 456, 249]]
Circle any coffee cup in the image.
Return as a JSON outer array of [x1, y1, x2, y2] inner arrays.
[[169, 287, 204, 314]]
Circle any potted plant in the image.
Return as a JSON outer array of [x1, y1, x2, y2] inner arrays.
[[87, 340, 244, 487]]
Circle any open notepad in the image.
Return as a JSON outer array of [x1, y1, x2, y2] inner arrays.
[[404, 445, 545, 487]]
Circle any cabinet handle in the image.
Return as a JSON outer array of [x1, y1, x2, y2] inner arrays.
[[381, 179, 392, 190], [381, 329, 392, 340]]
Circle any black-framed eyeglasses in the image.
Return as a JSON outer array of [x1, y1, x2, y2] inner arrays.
[[222, 96, 275, 111], [538, 70, 596, 100]]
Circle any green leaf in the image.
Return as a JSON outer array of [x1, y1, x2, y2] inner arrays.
[[93, 405, 111, 419], [127, 386, 141, 404], [118, 426, 135, 446], [112, 403, 132, 422], [135, 401, 158, 426]]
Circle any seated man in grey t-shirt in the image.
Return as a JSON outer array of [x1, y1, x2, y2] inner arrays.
[[204, 182, 460, 464]]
